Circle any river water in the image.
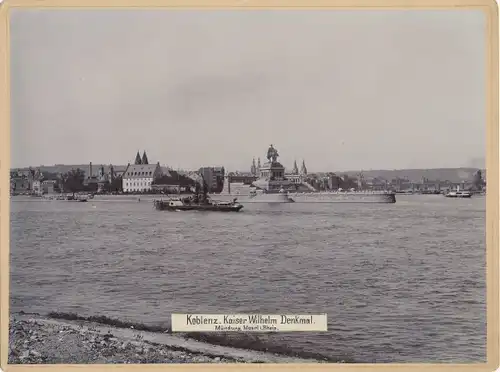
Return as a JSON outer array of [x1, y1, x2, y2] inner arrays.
[[9, 194, 486, 363]]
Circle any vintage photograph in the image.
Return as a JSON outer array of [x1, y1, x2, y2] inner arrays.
[[8, 7, 488, 364]]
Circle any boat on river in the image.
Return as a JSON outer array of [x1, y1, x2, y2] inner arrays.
[[40, 193, 89, 202], [445, 186, 472, 198], [154, 197, 243, 212], [154, 174, 243, 212]]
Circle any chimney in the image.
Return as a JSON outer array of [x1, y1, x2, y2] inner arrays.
[[89, 162, 93, 179]]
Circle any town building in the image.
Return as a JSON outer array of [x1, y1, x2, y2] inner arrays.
[[72, 162, 127, 193], [152, 169, 196, 193], [31, 168, 45, 195], [32, 180, 42, 195], [122, 163, 162, 192], [285, 160, 304, 184], [96, 165, 110, 193], [42, 180, 58, 194], [227, 172, 258, 185], [112, 166, 127, 179], [284, 173, 302, 184], [198, 166, 225, 193], [122, 151, 162, 192], [29, 168, 61, 195], [10, 168, 35, 194], [327, 173, 341, 190], [83, 162, 99, 191]]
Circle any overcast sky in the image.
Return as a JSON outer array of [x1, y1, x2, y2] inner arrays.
[[10, 9, 486, 172]]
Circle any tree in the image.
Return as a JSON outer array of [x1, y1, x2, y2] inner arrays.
[[42, 171, 59, 180], [61, 168, 85, 196], [473, 170, 484, 190], [202, 179, 209, 196], [84, 182, 98, 193], [109, 175, 123, 193]]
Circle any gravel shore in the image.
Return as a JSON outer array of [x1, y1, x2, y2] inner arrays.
[[8, 317, 237, 364], [8, 313, 322, 364]]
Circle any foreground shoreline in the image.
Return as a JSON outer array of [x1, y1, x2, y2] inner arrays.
[[8, 312, 339, 364]]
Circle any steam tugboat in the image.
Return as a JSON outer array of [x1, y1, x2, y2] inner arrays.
[[154, 174, 243, 212]]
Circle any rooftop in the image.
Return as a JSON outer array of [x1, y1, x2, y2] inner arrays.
[[123, 163, 161, 179], [260, 161, 285, 169]]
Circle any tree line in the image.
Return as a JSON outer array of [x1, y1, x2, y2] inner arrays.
[[57, 168, 123, 195]]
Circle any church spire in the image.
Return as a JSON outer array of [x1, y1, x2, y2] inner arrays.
[[142, 151, 149, 165], [251, 157, 257, 175], [292, 160, 299, 175], [300, 159, 307, 175], [109, 164, 115, 181], [134, 151, 142, 165]]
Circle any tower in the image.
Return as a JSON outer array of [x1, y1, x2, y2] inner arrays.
[[357, 172, 364, 190], [142, 151, 149, 165], [292, 160, 299, 175], [134, 151, 142, 165], [300, 160, 307, 175], [251, 158, 257, 175], [99, 165, 106, 180], [109, 164, 115, 181]]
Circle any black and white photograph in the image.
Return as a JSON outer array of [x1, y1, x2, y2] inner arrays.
[[5, 4, 495, 366]]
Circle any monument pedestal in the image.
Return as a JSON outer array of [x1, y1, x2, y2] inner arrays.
[[254, 160, 296, 192]]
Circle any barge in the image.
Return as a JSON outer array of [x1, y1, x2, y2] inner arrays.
[[154, 174, 243, 212]]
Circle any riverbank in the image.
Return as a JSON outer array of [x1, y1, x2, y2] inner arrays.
[[8, 312, 337, 364]]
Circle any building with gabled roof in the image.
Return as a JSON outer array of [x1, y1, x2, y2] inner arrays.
[[122, 160, 162, 193]]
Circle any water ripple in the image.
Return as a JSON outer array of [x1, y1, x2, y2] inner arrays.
[[9, 195, 486, 363]]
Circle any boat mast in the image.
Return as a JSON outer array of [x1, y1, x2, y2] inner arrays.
[[193, 177, 201, 203], [200, 173, 209, 203]]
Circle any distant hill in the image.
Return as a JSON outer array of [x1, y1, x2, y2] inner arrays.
[[467, 157, 486, 169], [12, 164, 126, 178], [340, 168, 484, 183], [12, 165, 485, 184], [12, 164, 172, 178]]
